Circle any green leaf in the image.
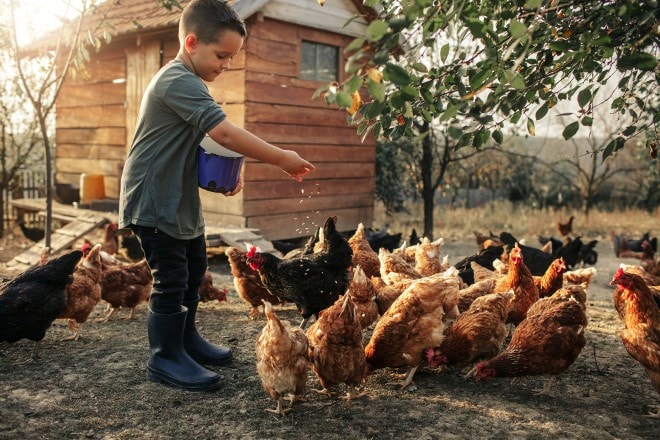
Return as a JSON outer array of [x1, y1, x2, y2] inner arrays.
[[465, 18, 486, 39], [383, 64, 412, 86], [492, 129, 503, 144], [581, 116, 593, 126], [509, 20, 527, 39], [440, 44, 450, 63], [345, 75, 363, 94], [535, 101, 549, 120], [439, 104, 458, 122], [617, 52, 657, 71], [503, 69, 526, 90], [549, 41, 569, 52], [344, 37, 366, 53], [448, 126, 463, 139], [366, 20, 390, 41], [577, 88, 592, 108], [412, 62, 428, 73], [525, 0, 542, 9], [562, 121, 580, 140], [336, 92, 353, 108], [367, 81, 386, 102], [400, 85, 419, 100]]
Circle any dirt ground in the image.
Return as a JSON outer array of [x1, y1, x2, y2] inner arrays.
[[0, 224, 659, 440]]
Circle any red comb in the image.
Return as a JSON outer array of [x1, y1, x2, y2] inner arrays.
[[246, 246, 257, 257]]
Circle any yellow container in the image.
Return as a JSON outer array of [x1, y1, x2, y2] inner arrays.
[[80, 173, 105, 205]]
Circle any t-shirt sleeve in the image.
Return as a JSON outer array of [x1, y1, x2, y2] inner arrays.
[[163, 75, 226, 134]]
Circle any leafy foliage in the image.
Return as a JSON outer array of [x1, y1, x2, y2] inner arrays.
[[319, 0, 658, 160]]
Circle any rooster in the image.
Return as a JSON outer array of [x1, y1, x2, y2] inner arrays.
[[246, 216, 353, 328], [255, 300, 309, 415], [0, 250, 83, 356], [610, 267, 660, 413], [306, 293, 367, 400]]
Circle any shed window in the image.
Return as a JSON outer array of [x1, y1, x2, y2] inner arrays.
[[300, 41, 338, 82]]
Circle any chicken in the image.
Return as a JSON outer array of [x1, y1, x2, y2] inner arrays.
[[457, 278, 497, 313], [474, 294, 588, 393], [428, 290, 513, 372], [246, 216, 353, 328], [101, 222, 119, 255], [348, 222, 381, 279], [199, 270, 227, 303], [0, 250, 83, 356], [378, 246, 422, 285], [557, 215, 574, 237], [225, 246, 282, 319], [474, 230, 503, 251], [533, 257, 567, 298], [364, 268, 460, 389], [372, 276, 413, 316], [553, 236, 586, 269], [414, 237, 448, 277], [98, 252, 152, 321], [563, 267, 597, 289], [17, 220, 45, 243], [496, 243, 540, 326], [610, 267, 660, 411], [526, 284, 588, 319], [117, 229, 145, 262], [470, 261, 500, 284], [454, 245, 505, 285], [255, 300, 310, 415], [611, 231, 657, 257], [640, 240, 659, 277], [345, 266, 380, 329], [306, 293, 367, 400], [58, 244, 103, 341]]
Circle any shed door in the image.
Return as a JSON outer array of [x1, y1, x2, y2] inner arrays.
[[125, 39, 162, 152]]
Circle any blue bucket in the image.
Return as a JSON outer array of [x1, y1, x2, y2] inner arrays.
[[198, 137, 244, 194]]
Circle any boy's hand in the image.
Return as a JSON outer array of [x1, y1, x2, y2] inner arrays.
[[282, 150, 315, 182], [223, 173, 243, 196]]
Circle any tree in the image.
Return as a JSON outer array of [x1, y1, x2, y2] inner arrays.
[[5, 0, 117, 248], [321, 0, 658, 161]]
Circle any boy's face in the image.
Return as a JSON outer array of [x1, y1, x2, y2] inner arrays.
[[187, 30, 244, 82]]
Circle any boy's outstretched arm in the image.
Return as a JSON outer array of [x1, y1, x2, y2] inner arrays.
[[208, 119, 315, 182]]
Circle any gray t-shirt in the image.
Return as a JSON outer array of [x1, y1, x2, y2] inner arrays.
[[119, 60, 226, 239]]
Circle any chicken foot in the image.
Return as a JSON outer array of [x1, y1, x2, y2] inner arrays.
[[341, 385, 368, 401], [266, 397, 292, 415], [386, 365, 419, 390], [61, 319, 82, 341]]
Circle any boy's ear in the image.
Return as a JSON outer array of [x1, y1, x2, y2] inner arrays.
[[184, 34, 198, 51]]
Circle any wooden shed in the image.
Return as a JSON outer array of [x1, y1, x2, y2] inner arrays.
[[53, 0, 376, 240]]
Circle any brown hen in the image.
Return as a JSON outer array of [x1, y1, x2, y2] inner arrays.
[[255, 300, 309, 415], [306, 294, 367, 400], [497, 243, 540, 325], [99, 252, 152, 321], [348, 223, 381, 279]]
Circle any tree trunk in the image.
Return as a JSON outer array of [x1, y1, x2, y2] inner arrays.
[[421, 126, 434, 240]]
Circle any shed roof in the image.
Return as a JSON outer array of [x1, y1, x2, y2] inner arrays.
[[23, 0, 375, 53]]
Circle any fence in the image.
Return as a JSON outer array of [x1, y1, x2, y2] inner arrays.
[[2, 170, 47, 230]]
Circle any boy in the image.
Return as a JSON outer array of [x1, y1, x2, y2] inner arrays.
[[119, 0, 315, 391]]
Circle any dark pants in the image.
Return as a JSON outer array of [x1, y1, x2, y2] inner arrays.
[[130, 225, 208, 314]]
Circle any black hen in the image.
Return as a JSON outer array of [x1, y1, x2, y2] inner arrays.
[[499, 232, 555, 276], [553, 236, 585, 269], [454, 245, 505, 285], [17, 221, 45, 243], [246, 216, 353, 328], [0, 250, 83, 345]]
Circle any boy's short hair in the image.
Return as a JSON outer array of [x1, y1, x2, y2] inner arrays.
[[179, 0, 247, 44]]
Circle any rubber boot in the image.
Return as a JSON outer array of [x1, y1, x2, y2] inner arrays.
[[182, 297, 233, 366], [146, 307, 221, 391]]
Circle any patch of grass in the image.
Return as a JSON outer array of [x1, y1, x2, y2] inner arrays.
[[374, 200, 658, 242]]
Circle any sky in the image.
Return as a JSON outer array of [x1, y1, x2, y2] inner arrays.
[[9, 0, 83, 45]]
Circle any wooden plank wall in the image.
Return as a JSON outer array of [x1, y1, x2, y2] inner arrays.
[[56, 45, 128, 198], [238, 17, 375, 239]]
